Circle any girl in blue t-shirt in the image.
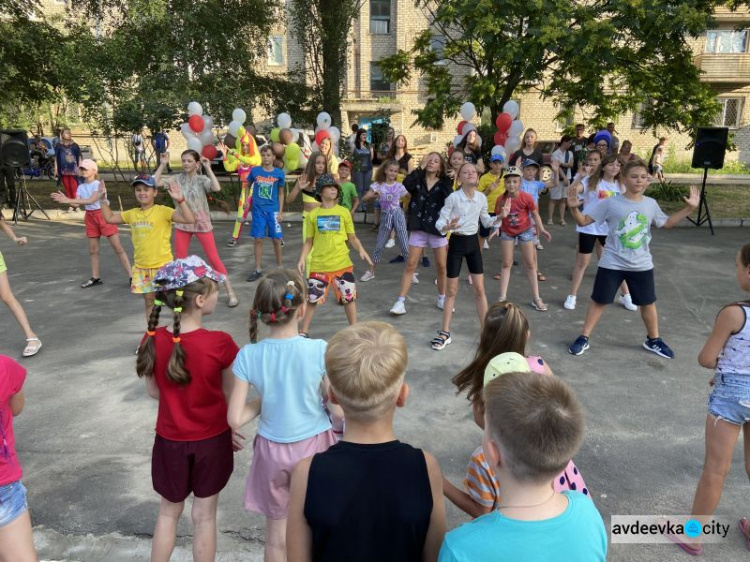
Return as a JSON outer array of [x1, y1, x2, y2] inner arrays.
[[228, 270, 342, 562]]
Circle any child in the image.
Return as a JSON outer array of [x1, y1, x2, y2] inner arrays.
[[549, 135, 573, 226], [50, 159, 132, 288], [228, 271, 341, 562], [456, 129, 485, 173], [519, 158, 555, 253], [218, 133, 261, 247], [100, 175, 195, 321], [245, 145, 285, 283], [287, 152, 325, 273], [360, 159, 409, 282], [439, 370, 607, 562], [0, 354, 38, 561], [297, 174, 372, 336], [566, 158, 699, 358], [445, 302, 588, 517], [652, 145, 665, 184], [0, 214, 41, 357], [337, 161, 360, 216], [564, 153, 636, 312], [318, 136, 340, 178], [155, 150, 239, 307], [431, 163, 499, 350], [287, 322, 447, 561], [671, 243, 750, 556], [446, 150, 465, 191], [136, 256, 242, 562], [54, 127, 82, 209], [477, 154, 505, 250], [511, 129, 544, 172], [491, 166, 551, 311]]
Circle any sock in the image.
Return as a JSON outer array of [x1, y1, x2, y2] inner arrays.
[[438, 294, 445, 299], [398, 296, 405, 302]]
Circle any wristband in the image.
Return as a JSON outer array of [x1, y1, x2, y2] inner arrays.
[[176, 197, 185, 204]]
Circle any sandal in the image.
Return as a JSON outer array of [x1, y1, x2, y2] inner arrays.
[[81, 277, 103, 288], [23, 337, 42, 357], [431, 331, 452, 351], [546, 219, 553, 226], [493, 273, 502, 281], [531, 298, 548, 312], [665, 529, 703, 556], [739, 518, 750, 551], [537, 271, 547, 282], [560, 220, 567, 226], [228, 296, 239, 308]]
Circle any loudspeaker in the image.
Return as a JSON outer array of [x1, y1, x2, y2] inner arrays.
[[0, 129, 29, 168], [691, 127, 728, 169]]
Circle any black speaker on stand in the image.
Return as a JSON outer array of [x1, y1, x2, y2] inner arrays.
[[0, 129, 50, 225], [688, 127, 728, 235]]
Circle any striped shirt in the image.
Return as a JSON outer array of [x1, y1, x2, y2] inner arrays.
[[464, 446, 500, 509]]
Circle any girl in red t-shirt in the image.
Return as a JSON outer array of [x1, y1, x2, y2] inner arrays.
[[136, 256, 247, 562], [490, 167, 551, 311]]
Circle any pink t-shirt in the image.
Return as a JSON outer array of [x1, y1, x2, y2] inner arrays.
[[0, 355, 26, 486]]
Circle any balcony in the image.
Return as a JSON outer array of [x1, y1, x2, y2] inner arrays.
[[712, 7, 750, 23], [695, 53, 750, 83]]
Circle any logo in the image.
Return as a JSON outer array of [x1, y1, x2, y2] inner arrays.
[[614, 211, 649, 250]]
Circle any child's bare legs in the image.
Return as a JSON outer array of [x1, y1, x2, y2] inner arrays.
[[254, 238, 264, 272], [433, 246, 448, 296], [265, 517, 287, 562], [223, 277, 237, 303], [640, 303, 659, 339], [558, 199, 567, 223], [470, 273, 488, 328], [106, 234, 132, 276], [0, 509, 37, 562], [547, 200, 557, 223], [300, 302, 317, 334], [88, 237, 101, 278], [397, 246, 423, 298], [440, 277, 459, 333], [191, 494, 220, 562], [498, 240, 515, 299], [272, 239, 283, 267], [151, 498, 184, 562], [580, 301, 606, 337], [520, 241, 541, 301], [570, 253, 592, 297], [143, 292, 156, 322], [0, 272, 35, 340], [343, 301, 357, 325]]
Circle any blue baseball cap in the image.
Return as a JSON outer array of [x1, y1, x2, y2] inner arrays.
[[131, 174, 157, 188], [521, 158, 540, 168], [490, 154, 504, 163]]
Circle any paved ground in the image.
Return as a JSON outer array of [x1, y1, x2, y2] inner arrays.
[[0, 214, 747, 561]]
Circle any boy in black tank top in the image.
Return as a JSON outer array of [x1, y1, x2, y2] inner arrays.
[[287, 322, 447, 562]]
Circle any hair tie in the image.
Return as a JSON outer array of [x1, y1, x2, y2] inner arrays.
[[284, 292, 294, 301], [286, 281, 295, 287], [270, 312, 276, 322], [172, 337, 181, 343], [176, 289, 184, 297], [146, 330, 156, 337], [173, 307, 183, 313], [153, 299, 164, 306], [280, 306, 289, 314]]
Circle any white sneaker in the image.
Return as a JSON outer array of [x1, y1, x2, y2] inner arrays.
[[412, 272, 419, 284], [385, 239, 395, 248], [390, 300, 406, 315], [483, 240, 490, 250], [564, 295, 577, 310], [619, 293, 638, 311], [360, 270, 375, 282]]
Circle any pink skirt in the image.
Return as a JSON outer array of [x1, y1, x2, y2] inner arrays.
[[244, 430, 337, 519]]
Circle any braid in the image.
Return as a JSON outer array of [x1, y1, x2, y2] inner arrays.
[[136, 297, 162, 378], [249, 308, 259, 344], [166, 292, 191, 385]]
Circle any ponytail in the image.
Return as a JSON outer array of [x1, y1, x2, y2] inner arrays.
[[249, 270, 306, 343]]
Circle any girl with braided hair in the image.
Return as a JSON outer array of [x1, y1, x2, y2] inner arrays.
[[228, 270, 342, 562], [135, 256, 246, 562]]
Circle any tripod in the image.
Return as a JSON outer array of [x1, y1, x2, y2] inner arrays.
[[686, 167, 714, 235], [12, 172, 50, 225]]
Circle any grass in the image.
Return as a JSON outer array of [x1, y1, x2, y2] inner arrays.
[[662, 159, 750, 175]]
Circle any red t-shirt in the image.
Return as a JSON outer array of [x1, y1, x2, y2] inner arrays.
[[496, 191, 536, 237], [0, 355, 26, 486], [151, 327, 239, 441]]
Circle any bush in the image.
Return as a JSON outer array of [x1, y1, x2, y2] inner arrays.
[[645, 181, 688, 201], [663, 158, 750, 175]]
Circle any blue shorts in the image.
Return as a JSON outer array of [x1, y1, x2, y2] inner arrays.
[[250, 209, 283, 239], [500, 227, 535, 242], [708, 373, 750, 426], [0, 481, 28, 528]]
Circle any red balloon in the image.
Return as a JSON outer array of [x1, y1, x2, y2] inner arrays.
[[457, 120, 468, 135], [494, 131, 508, 146], [189, 115, 205, 133], [495, 113, 512, 133], [201, 145, 218, 160], [314, 130, 331, 146]]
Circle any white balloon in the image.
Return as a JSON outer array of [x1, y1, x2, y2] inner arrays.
[[199, 129, 215, 146], [232, 108, 246, 125], [462, 123, 477, 135], [508, 119, 524, 138], [476, 135, 483, 147], [202, 115, 214, 130], [453, 135, 463, 147], [228, 120, 243, 137], [187, 102, 203, 117], [460, 102, 476, 121], [491, 145, 507, 159], [180, 123, 194, 139], [328, 126, 341, 143], [311, 142, 320, 153], [316, 112, 332, 130], [503, 100, 519, 120], [505, 136, 522, 155], [187, 137, 203, 153], [277, 112, 292, 129]]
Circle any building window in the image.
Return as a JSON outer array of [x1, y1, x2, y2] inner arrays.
[[430, 35, 446, 65], [705, 30, 748, 53], [632, 101, 649, 129], [370, 0, 390, 34], [715, 97, 742, 128], [554, 104, 574, 133], [370, 62, 392, 94], [268, 35, 284, 66]]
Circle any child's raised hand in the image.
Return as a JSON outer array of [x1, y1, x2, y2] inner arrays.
[[567, 189, 582, 208], [500, 197, 512, 218], [160, 152, 169, 165], [685, 185, 700, 209], [15, 236, 27, 246], [50, 191, 67, 204], [297, 176, 310, 190], [200, 156, 212, 168], [166, 179, 183, 201]]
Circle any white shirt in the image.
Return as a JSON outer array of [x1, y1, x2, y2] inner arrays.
[[552, 148, 573, 182], [436, 188, 495, 236], [76, 180, 104, 211]]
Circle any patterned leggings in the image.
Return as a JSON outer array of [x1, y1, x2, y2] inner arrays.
[[371, 209, 409, 264]]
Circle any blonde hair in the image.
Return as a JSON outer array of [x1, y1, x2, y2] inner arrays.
[[325, 322, 407, 421]]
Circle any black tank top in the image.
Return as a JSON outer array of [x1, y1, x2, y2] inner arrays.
[[304, 440, 433, 562]]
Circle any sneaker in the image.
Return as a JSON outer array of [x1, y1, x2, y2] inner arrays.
[[385, 239, 395, 248], [619, 293, 638, 311], [536, 243, 544, 251], [422, 256, 430, 268], [564, 295, 577, 310], [643, 337, 675, 359], [483, 240, 490, 250], [81, 277, 103, 289], [227, 238, 238, 247], [412, 273, 419, 284], [390, 300, 406, 315], [389, 255, 406, 264], [246, 270, 263, 282], [568, 335, 590, 356], [437, 295, 445, 310], [360, 270, 375, 282]]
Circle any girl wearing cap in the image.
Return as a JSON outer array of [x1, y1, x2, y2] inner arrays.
[[51, 159, 132, 289], [136, 256, 244, 562], [478, 155, 505, 249]]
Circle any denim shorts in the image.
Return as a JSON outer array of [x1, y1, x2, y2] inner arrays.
[[708, 373, 750, 426], [0, 480, 28, 527], [499, 227, 535, 242]]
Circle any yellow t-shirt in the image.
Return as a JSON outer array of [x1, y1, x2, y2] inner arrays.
[[305, 205, 355, 273], [478, 173, 505, 213], [121, 205, 175, 269]]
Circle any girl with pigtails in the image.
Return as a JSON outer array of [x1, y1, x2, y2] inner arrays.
[[135, 256, 245, 562], [228, 270, 343, 562]]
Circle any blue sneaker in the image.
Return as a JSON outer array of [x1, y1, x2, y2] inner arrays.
[[568, 335, 590, 356], [643, 336, 674, 359]]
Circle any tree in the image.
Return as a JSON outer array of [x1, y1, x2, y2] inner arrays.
[[379, 0, 728, 135]]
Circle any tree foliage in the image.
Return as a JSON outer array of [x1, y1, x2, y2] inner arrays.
[[379, 0, 731, 135]]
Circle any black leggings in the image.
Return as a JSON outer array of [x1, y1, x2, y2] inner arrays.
[[447, 234, 483, 278]]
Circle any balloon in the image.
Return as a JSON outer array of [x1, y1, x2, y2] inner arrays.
[[188, 115, 205, 133], [201, 145, 218, 160], [187, 101, 203, 116], [328, 126, 341, 143], [508, 120, 524, 138], [180, 122, 195, 139], [223, 133, 236, 148], [279, 128, 293, 145], [462, 123, 477, 135], [460, 102, 476, 121], [476, 135, 483, 148], [494, 131, 508, 146], [495, 113, 512, 132], [272, 142, 285, 159], [284, 142, 301, 172], [270, 128, 281, 142], [228, 120, 243, 137], [453, 135, 463, 147], [199, 129, 215, 146], [457, 120, 468, 135], [277, 112, 292, 129], [187, 137, 203, 153], [505, 136, 522, 155], [311, 142, 319, 153], [503, 100, 519, 120], [315, 129, 331, 145], [202, 115, 214, 130], [491, 145, 507, 159], [316, 112, 332, 130], [232, 108, 246, 124]]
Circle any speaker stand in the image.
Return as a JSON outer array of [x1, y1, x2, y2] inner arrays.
[[686, 167, 714, 235], [12, 175, 50, 225]]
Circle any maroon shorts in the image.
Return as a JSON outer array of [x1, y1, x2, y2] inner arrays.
[[85, 209, 119, 238], [152, 429, 233, 503]]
